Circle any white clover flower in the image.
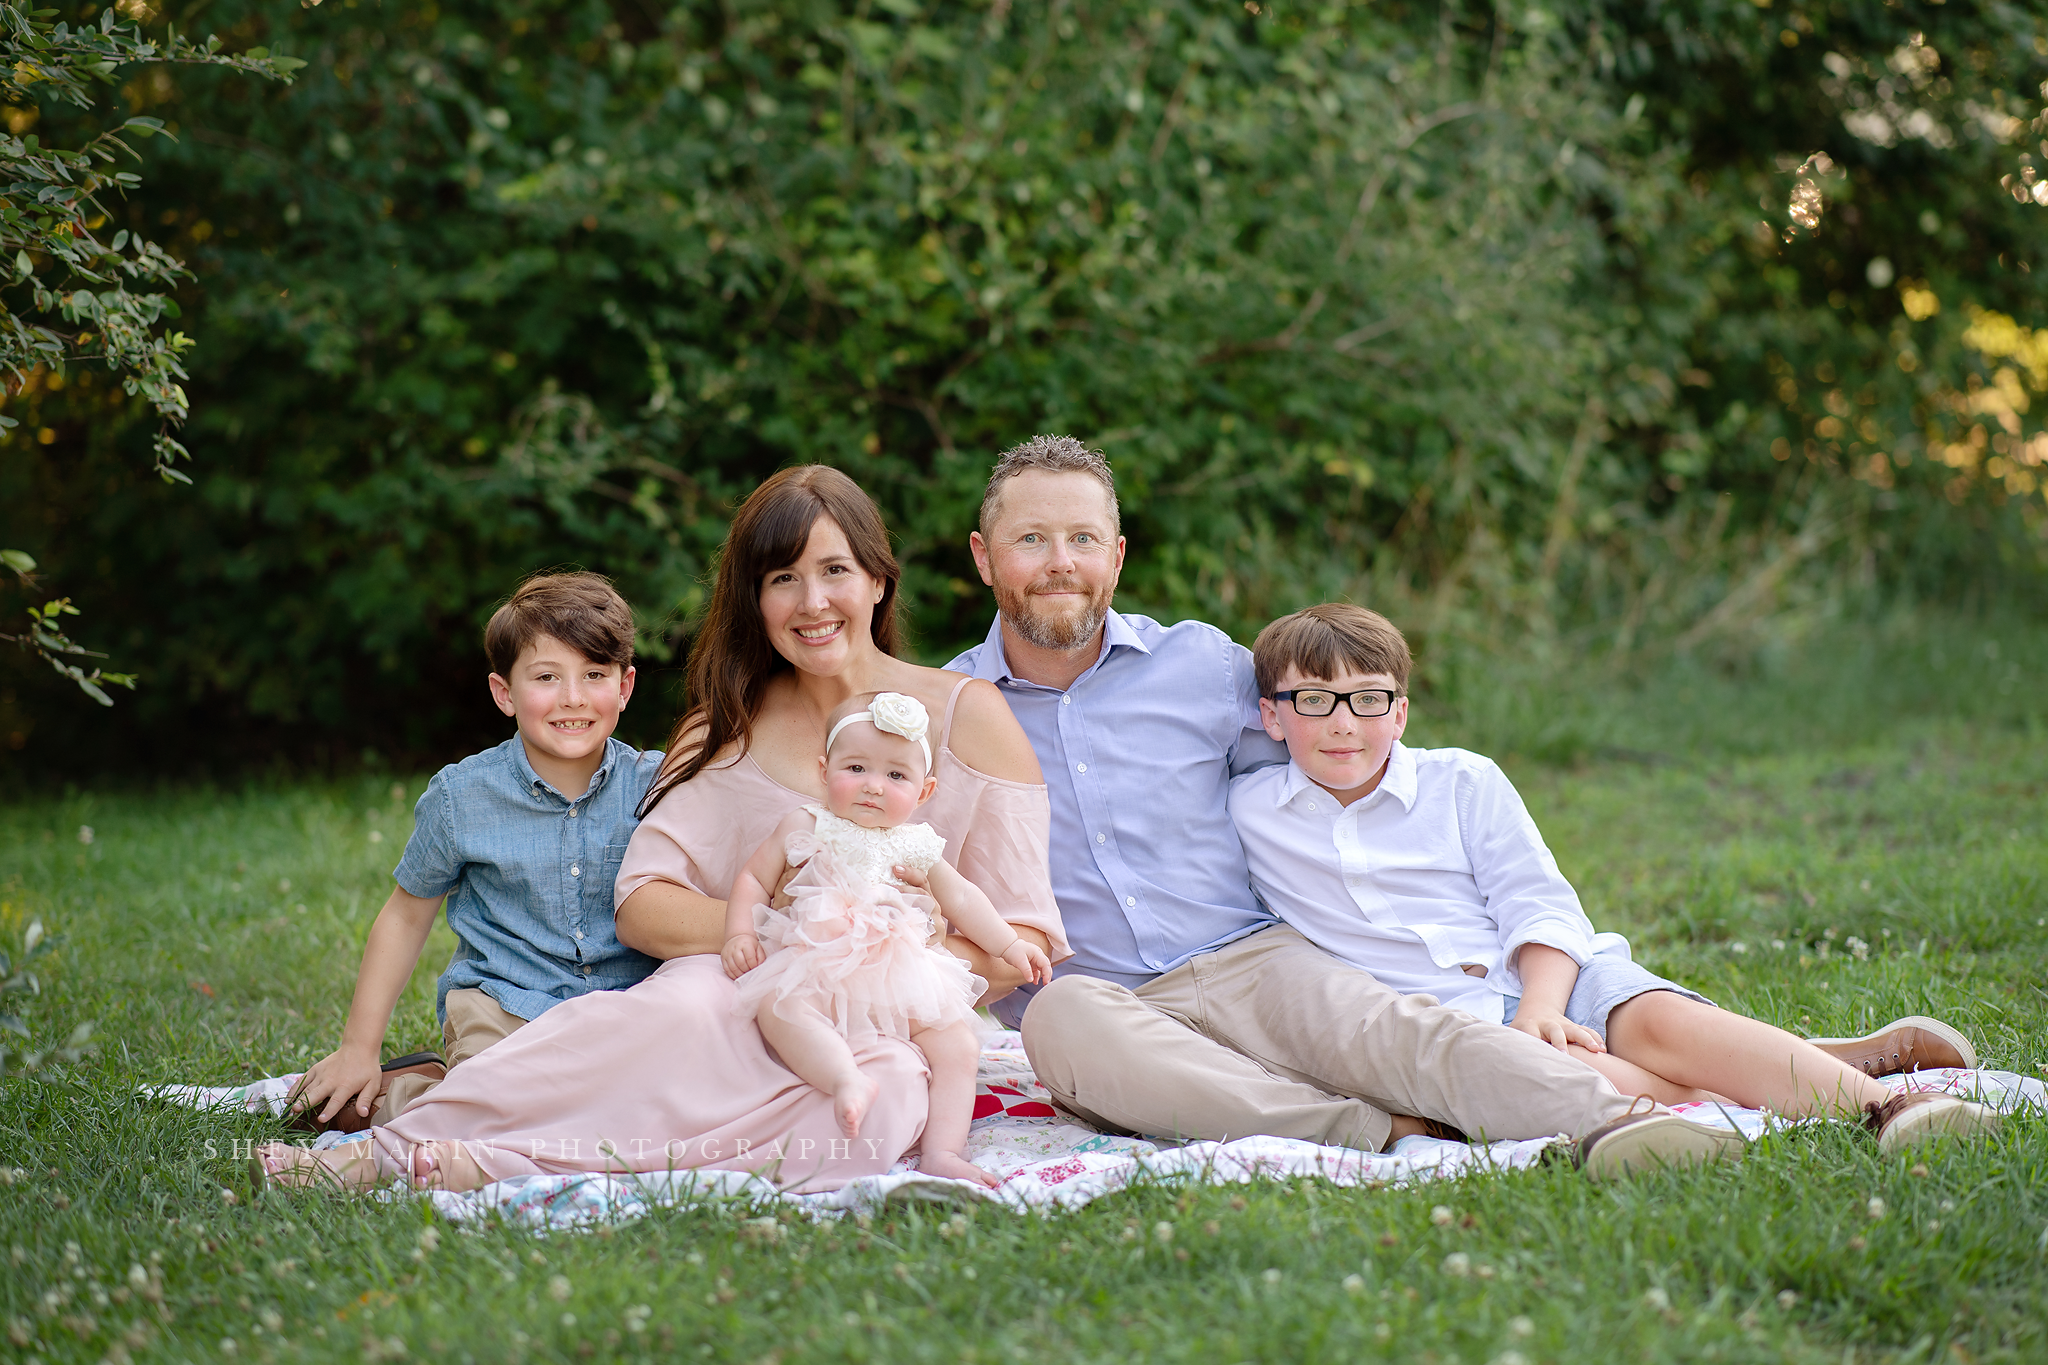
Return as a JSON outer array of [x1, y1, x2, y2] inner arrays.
[[547, 1274, 572, 1302], [1867, 1197, 1887, 1220], [1430, 1205, 1454, 1226], [1441, 1252, 1471, 1277]]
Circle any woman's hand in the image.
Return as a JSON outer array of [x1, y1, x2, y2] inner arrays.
[[722, 932, 765, 979], [289, 1042, 386, 1126], [1000, 937, 1053, 987], [1507, 1005, 1605, 1055]]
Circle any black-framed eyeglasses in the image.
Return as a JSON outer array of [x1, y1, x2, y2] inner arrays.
[[1269, 688, 1401, 719]]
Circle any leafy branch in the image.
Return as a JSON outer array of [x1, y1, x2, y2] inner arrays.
[[0, 0, 301, 703], [1, 548, 134, 705]]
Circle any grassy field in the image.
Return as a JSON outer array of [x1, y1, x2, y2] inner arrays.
[[2, 615, 2046, 1364]]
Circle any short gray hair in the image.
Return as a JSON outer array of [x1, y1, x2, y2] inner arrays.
[[978, 435, 1120, 538]]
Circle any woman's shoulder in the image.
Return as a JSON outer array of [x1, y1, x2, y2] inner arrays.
[[935, 674, 1043, 784], [643, 727, 775, 816]]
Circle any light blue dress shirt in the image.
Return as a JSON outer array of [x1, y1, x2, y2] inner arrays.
[[393, 735, 665, 1023], [948, 612, 1288, 1012]]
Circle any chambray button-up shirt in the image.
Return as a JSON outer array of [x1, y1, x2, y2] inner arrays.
[[1228, 744, 1614, 1025], [949, 612, 1287, 1010], [394, 735, 664, 1023]]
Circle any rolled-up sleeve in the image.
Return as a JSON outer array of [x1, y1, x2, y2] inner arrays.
[[393, 769, 462, 899], [1459, 761, 1597, 992]]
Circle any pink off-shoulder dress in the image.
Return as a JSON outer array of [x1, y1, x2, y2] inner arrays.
[[374, 678, 1068, 1193]]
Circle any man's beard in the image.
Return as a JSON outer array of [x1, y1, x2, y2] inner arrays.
[[995, 576, 1113, 651]]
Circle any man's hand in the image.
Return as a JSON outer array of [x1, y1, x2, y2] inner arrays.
[[722, 932, 765, 979], [999, 938, 1053, 986], [288, 1043, 386, 1125], [1508, 1005, 1605, 1055]]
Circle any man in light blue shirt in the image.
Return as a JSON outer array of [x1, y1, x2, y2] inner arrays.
[[947, 437, 1683, 1162], [952, 607, 1286, 994]]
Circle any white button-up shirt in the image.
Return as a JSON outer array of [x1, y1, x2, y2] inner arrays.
[[1228, 743, 1618, 1023]]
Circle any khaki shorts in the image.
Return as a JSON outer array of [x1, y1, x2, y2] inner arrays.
[[371, 988, 527, 1123]]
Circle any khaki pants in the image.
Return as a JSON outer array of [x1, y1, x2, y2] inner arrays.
[[371, 988, 527, 1124], [1021, 925, 1638, 1150]]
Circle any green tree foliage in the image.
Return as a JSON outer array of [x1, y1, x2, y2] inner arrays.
[[0, 0, 296, 705], [1, 0, 2044, 771]]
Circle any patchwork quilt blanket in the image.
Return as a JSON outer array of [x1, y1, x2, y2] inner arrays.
[[151, 1032, 2048, 1231]]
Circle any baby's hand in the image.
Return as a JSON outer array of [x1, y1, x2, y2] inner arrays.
[[722, 932, 765, 980], [1000, 938, 1053, 986], [890, 862, 931, 891]]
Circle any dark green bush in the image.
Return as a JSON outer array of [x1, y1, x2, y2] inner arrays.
[[3, 0, 2045, 774]]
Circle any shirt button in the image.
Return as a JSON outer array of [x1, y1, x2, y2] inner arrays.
[[575, 930, 585, 940], [1307, 802, 1318, 811], [1096, 833, 1106, 844], [1061, 696, 1071, 706], [1125, 896, 1137, 908], [570, 865, 581, 877], [569, 808, 579, 818], [1076, 762, 1088, 773]]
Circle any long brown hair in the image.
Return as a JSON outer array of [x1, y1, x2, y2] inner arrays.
[[639, 465, 902, 815]]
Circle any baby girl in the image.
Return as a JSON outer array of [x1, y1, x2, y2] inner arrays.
[[722, 690, 1051, 1186]]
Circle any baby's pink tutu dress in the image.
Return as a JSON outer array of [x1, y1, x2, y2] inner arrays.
[[734, 805, 984, 1039]]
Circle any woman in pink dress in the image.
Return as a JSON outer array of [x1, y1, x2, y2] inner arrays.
[[257, 466, 1068, 1194]]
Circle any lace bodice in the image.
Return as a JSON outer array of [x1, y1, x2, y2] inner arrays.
[[794, 805, 947, 889]]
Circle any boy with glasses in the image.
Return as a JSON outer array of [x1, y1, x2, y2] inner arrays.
[[1229, 602, 1997, 1153]]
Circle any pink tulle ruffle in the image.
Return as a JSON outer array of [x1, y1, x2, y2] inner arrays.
[[733, 842, 982, 1040]]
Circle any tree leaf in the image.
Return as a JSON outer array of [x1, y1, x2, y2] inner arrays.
[[1, 549, 34, 573]]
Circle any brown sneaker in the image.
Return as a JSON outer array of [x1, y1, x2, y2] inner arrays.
[[1863, 1091, 2001, 1153], [1575, 1109, 1748, 1181], [1809, 1016, 1978, 1076], [289, 1052, 446, 1135]]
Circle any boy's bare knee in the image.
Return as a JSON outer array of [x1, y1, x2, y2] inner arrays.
[[1609, 990, 1706, 1053]]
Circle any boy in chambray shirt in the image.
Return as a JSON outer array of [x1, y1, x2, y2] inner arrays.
[[289, 572, 664, 1131], [1228, 603, 1995, 1155]]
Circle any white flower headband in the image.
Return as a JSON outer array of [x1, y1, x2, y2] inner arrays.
[[825, 691, 932, 771]]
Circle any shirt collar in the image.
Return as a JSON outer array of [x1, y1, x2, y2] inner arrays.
[[1275, 742, 1419, 812], [507, 735, 619, 803], [972, 609, 1152, 687]]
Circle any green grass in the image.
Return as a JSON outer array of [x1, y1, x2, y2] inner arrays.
[[4, 617, 2047, 1364]]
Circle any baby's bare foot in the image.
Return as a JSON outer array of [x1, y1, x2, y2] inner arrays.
[[919, 1151, 1001, 1188], [835, 1075, 880, 1139], [409, 1140, 489, 1192]]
